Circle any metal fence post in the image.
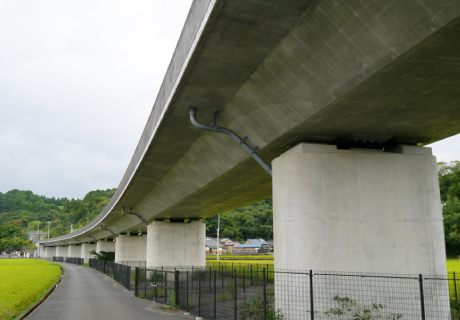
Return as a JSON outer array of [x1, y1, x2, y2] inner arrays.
[[234, 269, 238, 320], [135, 267, 139, 297], [154, 269, 157, 301], [186, 271, 189, 313], [175, 270, 180, 309], [165, 270, 167, 305], [198, 270, 202, 317], [250, 264, 253, 287], [263, 268, 267, 320], [310, 270, 314, 320], [214, 270, 217, 320], [454, 272, 459, 318], [243, 267, 245, 293], [419, 274, 426, 320], [210, 267, 212, 294]]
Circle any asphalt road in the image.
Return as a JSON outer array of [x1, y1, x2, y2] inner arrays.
[[26, 262, 195, 320]]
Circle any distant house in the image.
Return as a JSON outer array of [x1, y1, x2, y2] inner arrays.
[[219, 239, 240, 253], [205, 237, 223, 254], [219, 238, 233, 246], [245, 239, 270, 249]]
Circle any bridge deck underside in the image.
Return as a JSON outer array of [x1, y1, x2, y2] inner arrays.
[[41, 0, 460, 244]]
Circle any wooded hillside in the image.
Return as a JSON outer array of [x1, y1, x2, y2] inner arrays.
[[1, 161, 459, 254]]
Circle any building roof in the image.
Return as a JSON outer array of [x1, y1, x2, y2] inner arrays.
[[220, 238, 230, 242], [246, 239, 268, 245], [205, 238, 223, 247], [226, 241, 239, 246], [234, 243, 262, 248]]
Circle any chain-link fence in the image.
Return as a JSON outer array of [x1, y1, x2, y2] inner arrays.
[[88, 259, 131, 290], [134, 267, 459, 320]]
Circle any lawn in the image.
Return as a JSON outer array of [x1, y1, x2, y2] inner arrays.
[[0, 259, 61, 319]]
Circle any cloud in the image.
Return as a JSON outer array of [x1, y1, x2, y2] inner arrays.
[[0, 0, 193, 199]]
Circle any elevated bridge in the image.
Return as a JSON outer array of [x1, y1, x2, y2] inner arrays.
[[39, 0, 459, 290]]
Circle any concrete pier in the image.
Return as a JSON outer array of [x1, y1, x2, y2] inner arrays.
[[273, 143, 446, 274], [81, 243, 97, 264], [56, 246, 69, 258], [68, 245, 81, 258], [115, 235, 146, 266], [96, 240, 115, 253], [44, 246, 56, 259], [146, 220, 205, 268], [272, 143, 448, 317]]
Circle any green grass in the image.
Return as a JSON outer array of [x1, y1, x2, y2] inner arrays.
[[0, 259, 61, 319], [447, 259, 460, 273], [206, 255, 273, 260]]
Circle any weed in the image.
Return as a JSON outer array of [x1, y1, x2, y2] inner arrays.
[[324, 295, 403, 320]]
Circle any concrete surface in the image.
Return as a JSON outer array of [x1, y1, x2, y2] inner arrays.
[[115, 235, 146, 263], [56, 246, 68, 258], [96, 240, 115, 253], [81, 243, 96, 264], [273, 143, 446, 274], [43, 246, 56, 259], [146, 221, 205, 268], [67, 245, 81, 258], [26, 262, 195, 320]]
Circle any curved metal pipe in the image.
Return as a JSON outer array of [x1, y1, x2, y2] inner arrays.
[[75, 239, 83, 244], [100, 225, 117, 237], [122, 207, 148, 225], [189, 107, 272, 176], [86, 233, 97, 242]]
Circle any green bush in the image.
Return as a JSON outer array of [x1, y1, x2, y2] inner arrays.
[[238, 288, 283, 320]]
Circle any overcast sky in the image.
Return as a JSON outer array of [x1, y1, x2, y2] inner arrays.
[[1, 1, 459, 200]]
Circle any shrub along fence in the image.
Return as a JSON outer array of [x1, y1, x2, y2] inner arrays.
[[88, 259, 131, 291], [134, 266, 460, 320]]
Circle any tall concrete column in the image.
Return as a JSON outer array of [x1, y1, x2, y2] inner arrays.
[[115, 235, 146, 266], [37, 244, 44, 257], [56, 246, 68, 258], [273, 143, 446, 274], [68, 245, 81, 258], [146, 220, 205, 268], [96, 240, 115, 253], [44, 246, 56, 259], [272, 143, 448, 317], [81, 243, 97, 264]]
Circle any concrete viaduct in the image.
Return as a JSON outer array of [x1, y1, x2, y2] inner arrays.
[[38, 0, 460, 278]]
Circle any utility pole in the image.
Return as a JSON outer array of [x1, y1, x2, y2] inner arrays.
[[216, 214, 220, 261], [70, 224, 73, 233], [47, 221, 51, 239], [37, 220, 40, 235]]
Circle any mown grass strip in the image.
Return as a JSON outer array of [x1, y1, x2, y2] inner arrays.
[[0, 259, 61, 320]]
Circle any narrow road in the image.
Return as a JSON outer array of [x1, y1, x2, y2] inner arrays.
[[27, 262, 194, 320]]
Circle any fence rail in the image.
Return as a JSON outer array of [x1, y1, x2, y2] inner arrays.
[[134, 266, 458, 320], [88, 259, 131, 290]]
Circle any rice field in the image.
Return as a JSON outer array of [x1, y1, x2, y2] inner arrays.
[[447, 259, 460, 273], [0, 259, 61, 319]]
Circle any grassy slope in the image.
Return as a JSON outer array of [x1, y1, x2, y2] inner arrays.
[[0, 259, 61, 319]]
